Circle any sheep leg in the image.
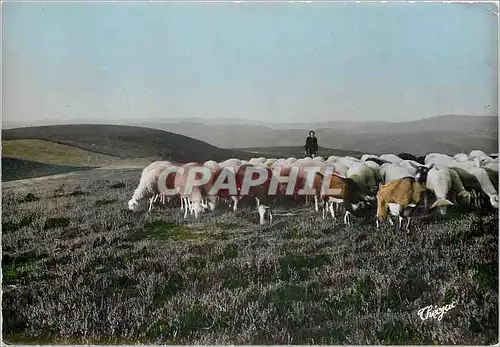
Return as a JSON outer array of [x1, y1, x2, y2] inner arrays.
[[259, 208, 266, 225], [232, 196, 239, 212], [398, 216, 403, 229], [329, 201, 335, 220], [193, 201, 201, 219], [406, 217, 412, 232], [269, 210, 273, 224], [388, 216, 394, 226], [180, 197, 184, 211], [314, 195, 319, 213], [344, 211, 351, 226]]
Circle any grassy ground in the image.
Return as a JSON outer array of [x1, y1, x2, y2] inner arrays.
[[2, 139, 118, 167], [2, 169, 498, 344]]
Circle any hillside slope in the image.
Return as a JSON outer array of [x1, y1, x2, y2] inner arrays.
[[2, 139, 118, 167], [2, 125, 254, 162]]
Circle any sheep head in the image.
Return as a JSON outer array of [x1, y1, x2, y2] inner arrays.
[[489, 194, 499, 208], [414, 164, 434, 183], [128, 198, 139, 211]]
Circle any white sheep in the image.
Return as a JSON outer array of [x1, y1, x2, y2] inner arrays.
[[380, 163, 414, 184], [335, 156, 359, 168], [128, 161, 173, 211], [326, 155, 340, 163], [426, 156, 499, 208], [454, 153, 469, 162], [379, 154, 403, 165], [399, 160, 424, 177], [361, 154, 379, 162], [425, 167, 455, 214], [346, 161, 378, 193], [219, 158, 242, 168], [364, 160, 382, 182], [469, 150, 488, 159], [424, 153, 454, 165], [448, 168, 472, 205]]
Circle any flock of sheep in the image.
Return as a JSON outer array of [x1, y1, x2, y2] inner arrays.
[[127, 149, 498, 231]]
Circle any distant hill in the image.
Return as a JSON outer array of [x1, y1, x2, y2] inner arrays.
[[1, 124, 259, 163], [130, 115, 497, 155], [1, 157, 94, 182]]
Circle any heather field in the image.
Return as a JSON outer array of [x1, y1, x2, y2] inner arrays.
[[2, 168, 498, 345]]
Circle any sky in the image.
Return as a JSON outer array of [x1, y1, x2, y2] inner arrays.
[[2, 1, 499, 126]]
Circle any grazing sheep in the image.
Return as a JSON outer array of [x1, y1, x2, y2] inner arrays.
[[271, 158, 288, 169], [431, 159, 500, 208], [477, 160, 499, 172], [364, 160, 382, 182], [336, 156, 359, 168], [425, 167, 455, 214], [173, 163, 212, 219], [484, 168, 498, 191], [346, 161, 378, 194], [454, 153, 469, 162], [380, 163, 414, 184], [448, 168, 472, 205], [219, 158, 242, 169], [314, 171, 375, 225], [424, 153, 454, 165], [365, 157, 390, 166], [183, 187, 210, 220], [379, 154, 403, 165], [128, 161, 173, 211], [361, 154, 379, 162], [332, 162, 349, 176], [376, 165, 435, 231], [469, 150, 488, 159], [326, 155, 340, 163], [264, 158, 277, 167], [376, 178, 423, 231], [399, 160, 425, 177]]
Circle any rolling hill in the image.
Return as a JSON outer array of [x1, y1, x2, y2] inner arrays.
[[2, 124, 256, 163], [2, 139, 119, 167], [2, 124, 367, 181], [129, 115, 498, 155]]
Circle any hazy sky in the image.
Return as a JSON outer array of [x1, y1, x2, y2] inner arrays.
[[3, 2, 498, 125]]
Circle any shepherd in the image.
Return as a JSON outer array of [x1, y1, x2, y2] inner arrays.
[[304, 130, 319, 158]]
